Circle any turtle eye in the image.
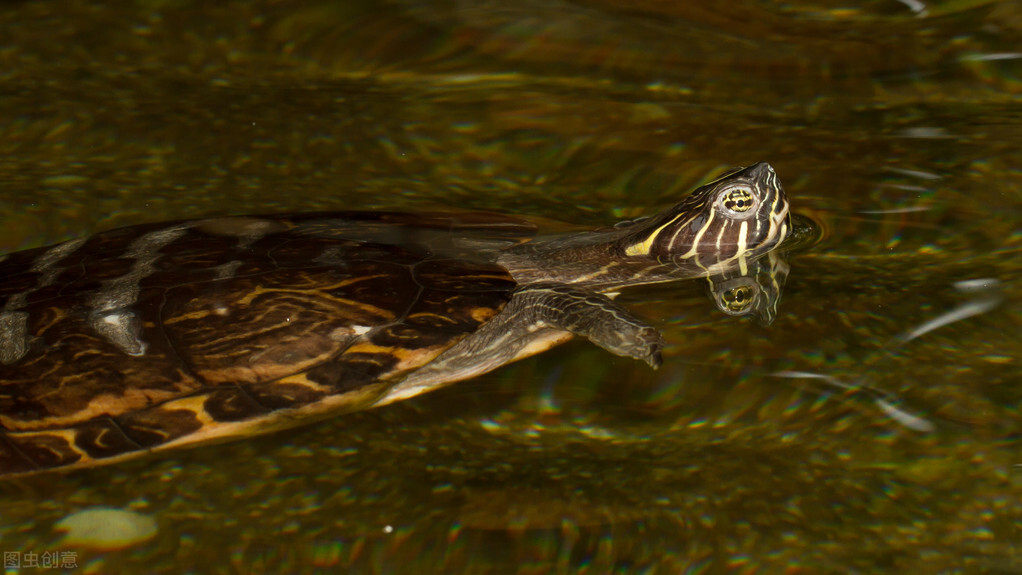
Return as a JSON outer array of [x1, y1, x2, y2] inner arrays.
[[719, 186, 756, 214], [718, 283, 758, 315]]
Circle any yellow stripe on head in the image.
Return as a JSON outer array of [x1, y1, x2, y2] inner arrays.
[[624, 214, 685, 256]]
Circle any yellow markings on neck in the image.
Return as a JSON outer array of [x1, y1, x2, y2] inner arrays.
[[700, 220, 751, 276], [570, 261, 622, 284], [733, 221, 750, 275], [676, 206, 716, 261], [623, 215, 683, 257]]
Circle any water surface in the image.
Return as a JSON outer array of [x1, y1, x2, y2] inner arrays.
[[0, 0, 1020, 573]]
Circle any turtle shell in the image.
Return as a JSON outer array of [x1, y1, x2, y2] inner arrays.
[[0, 212, 532, 475]]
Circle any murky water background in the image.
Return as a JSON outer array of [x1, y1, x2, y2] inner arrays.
[[1, 0, 1020, 573]]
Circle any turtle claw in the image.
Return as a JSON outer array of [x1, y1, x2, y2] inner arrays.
[[648, 353, 662, 369], [603, 324, 664, 369], [645, 344, 663, 370], [636, 327, 664, 369]]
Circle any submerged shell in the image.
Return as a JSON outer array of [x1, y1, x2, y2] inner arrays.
[[0, 212, 532, 475]]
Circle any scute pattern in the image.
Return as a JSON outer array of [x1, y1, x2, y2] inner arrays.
[[74, 419, 141, 459], [0, 212, 527, 475], [117, 405, 205, 447], [0, 300, 202, 430]]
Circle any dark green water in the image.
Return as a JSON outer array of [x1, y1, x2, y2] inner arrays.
[[1, 0, 1020, 573]]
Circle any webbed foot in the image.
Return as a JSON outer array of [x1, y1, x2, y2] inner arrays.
[[517, 284, 665, 369]]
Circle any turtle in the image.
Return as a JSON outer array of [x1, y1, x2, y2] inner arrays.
[[0, 162, 791, 476]]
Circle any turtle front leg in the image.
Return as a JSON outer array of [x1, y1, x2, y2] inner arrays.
[[514, 284, 664, 368], [375, 283, 663, 406]]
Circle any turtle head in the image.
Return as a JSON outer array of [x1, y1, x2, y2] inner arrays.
[[621, 162, 791, 271]]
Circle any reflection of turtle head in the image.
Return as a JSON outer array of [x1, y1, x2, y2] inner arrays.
[[705, 250, 792, 326], [621, 162, 791, 273]]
